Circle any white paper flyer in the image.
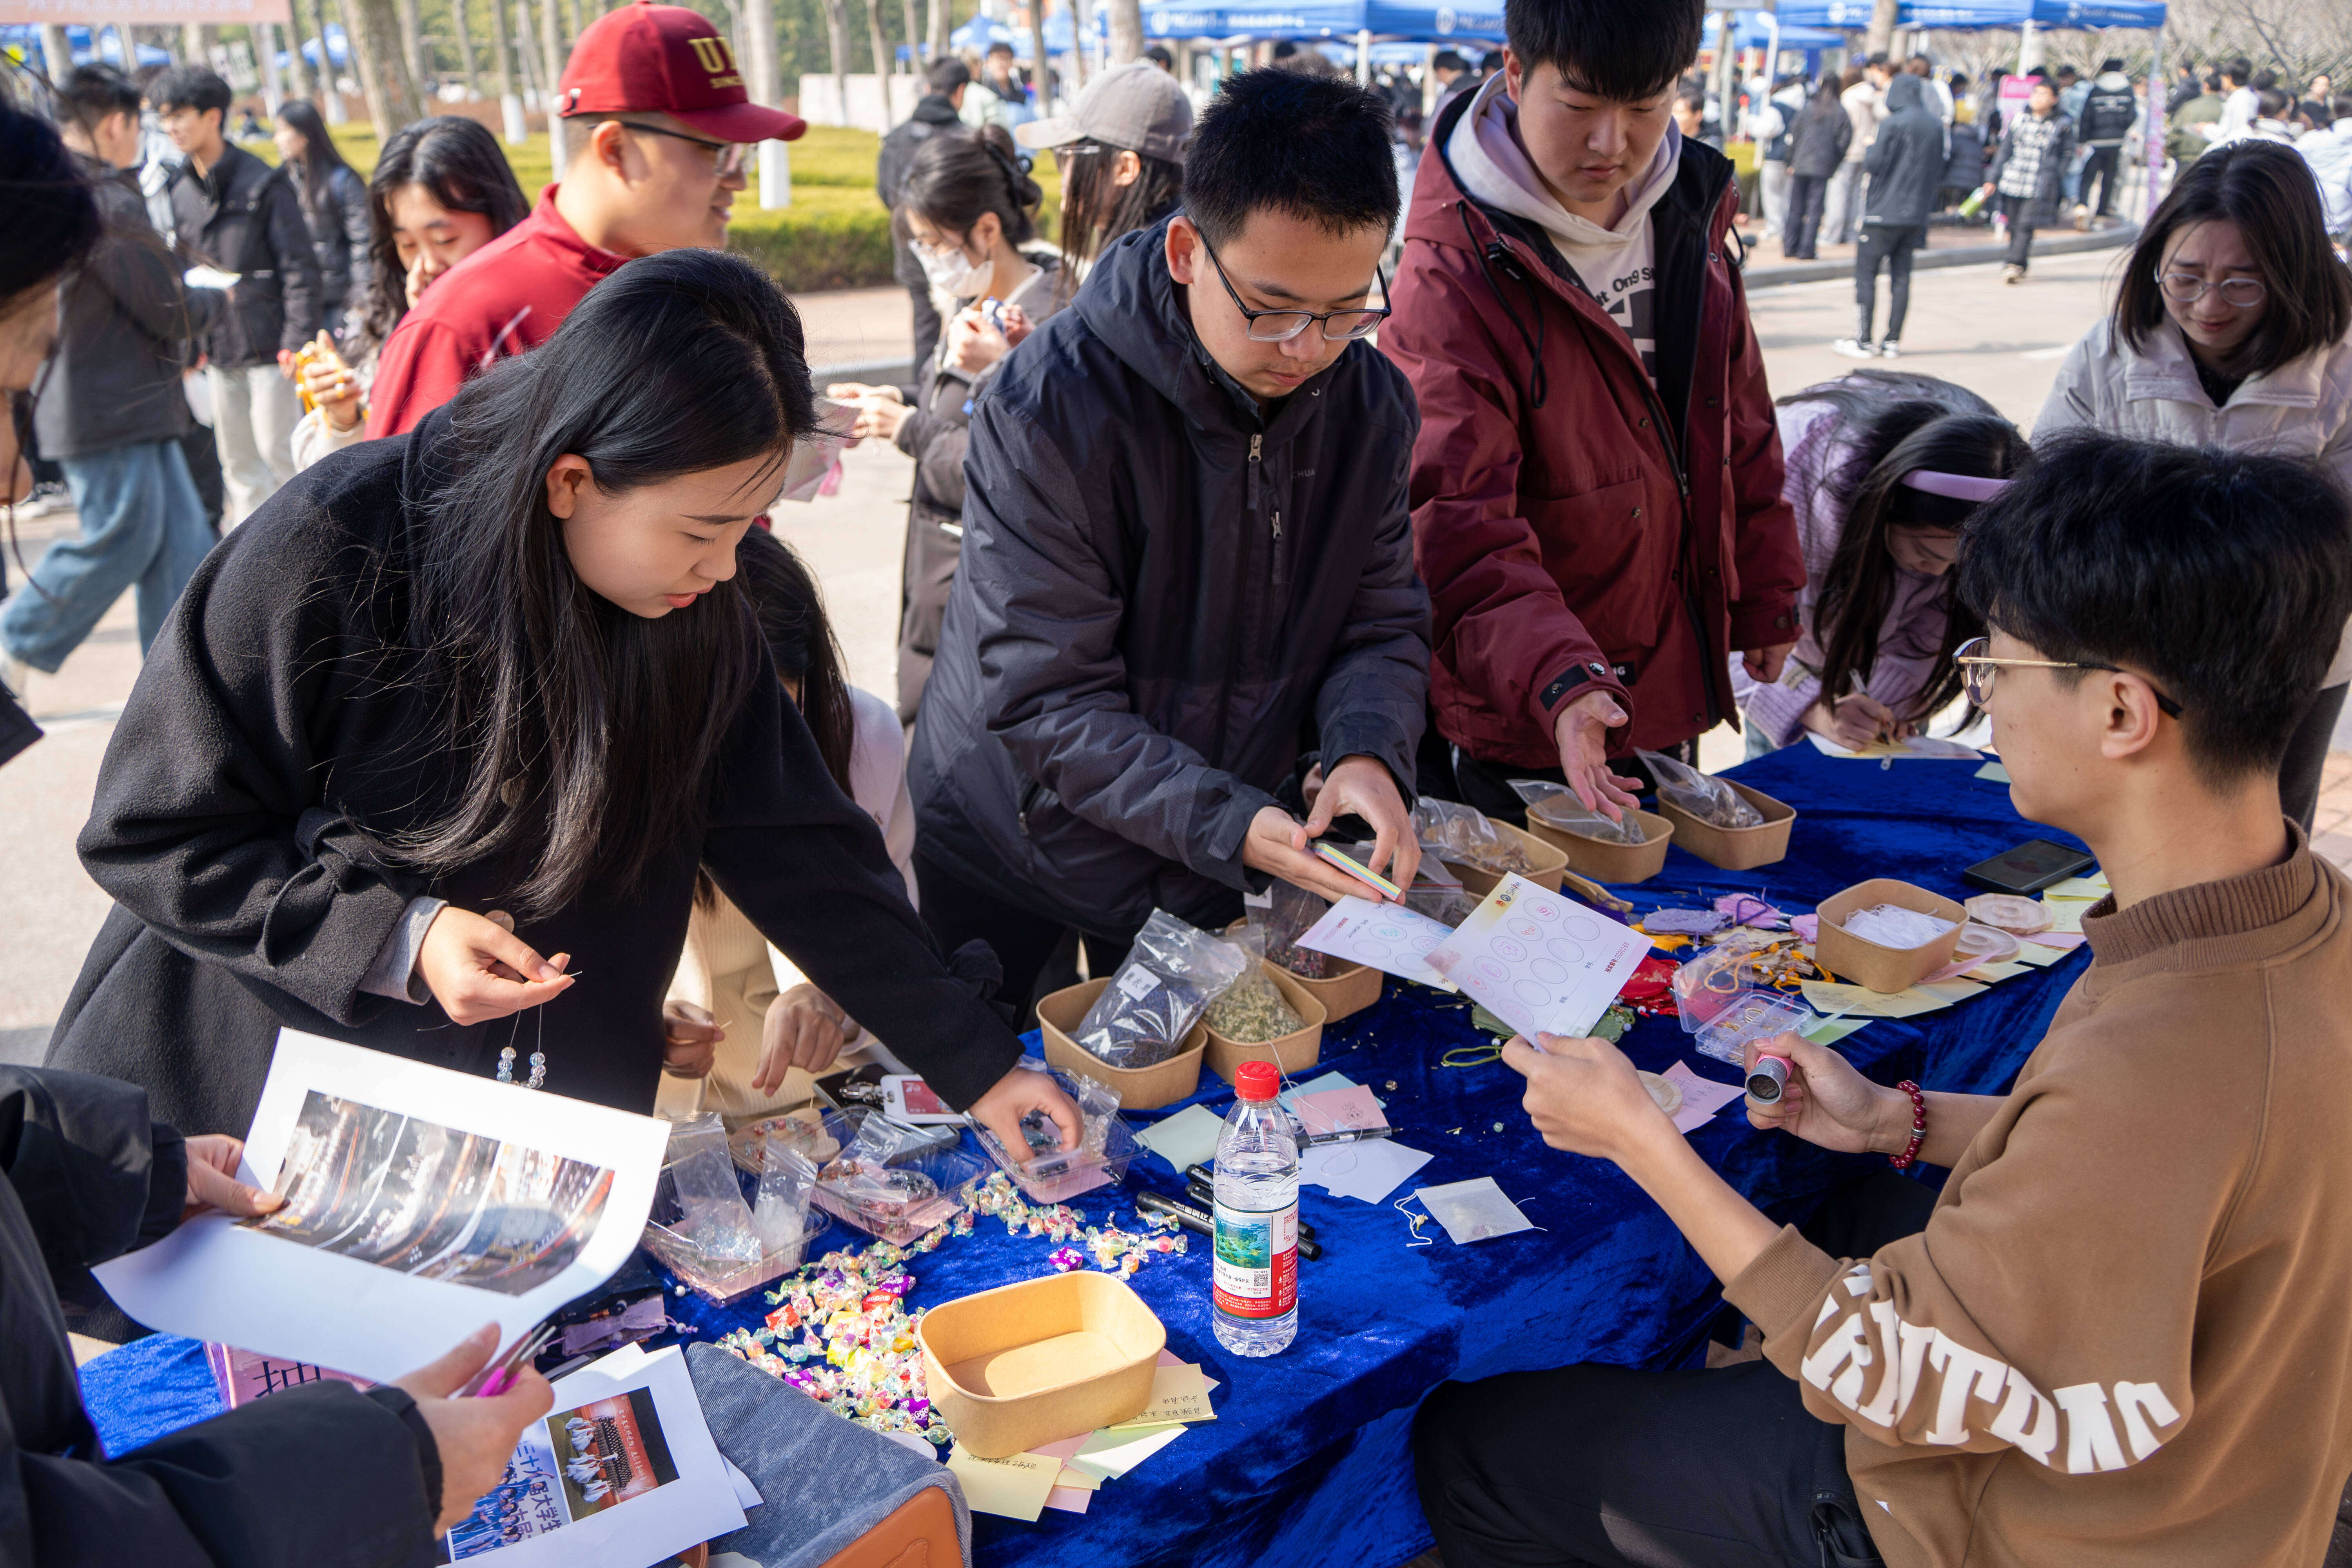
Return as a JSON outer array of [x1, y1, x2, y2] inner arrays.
[[95, 1030, 670, 1383], [1425, 874, 1650, 1040]]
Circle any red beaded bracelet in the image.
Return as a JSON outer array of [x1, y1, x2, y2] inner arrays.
[[1888, 1080, 1927, 1170]]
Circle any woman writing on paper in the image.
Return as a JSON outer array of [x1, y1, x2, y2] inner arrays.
[[1732, 371, 2029, 756], [47, 249, 1077, 1160]]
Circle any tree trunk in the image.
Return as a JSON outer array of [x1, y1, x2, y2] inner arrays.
[[926, 0, 948, 71], [864, 0, 891, 116], [488, 0, 524, 139], [512, 0, 542, 105], [1105, 0, 1141, 66], [1864, 0, 1898, 58], [451, 0, 480, 99], [900, 0, 918, 69], [397, 0, 425, 94], [744, 0, 787, 207], [181, 22, 208, 65], [280, 0, 317, 102], [537, 0, 566, 161], [819, 0, 849, 126], [1071, 0, 1092, 83], [564, 0, 583, 53]]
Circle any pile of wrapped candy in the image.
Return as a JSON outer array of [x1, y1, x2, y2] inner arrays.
[[713, 1233, 961, 1445], [967, 1171, 1190, 1278], [714, 1173, 1191, 1444]]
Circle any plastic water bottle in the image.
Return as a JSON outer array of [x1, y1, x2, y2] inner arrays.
[[1212, 1061, 1299, 1356]]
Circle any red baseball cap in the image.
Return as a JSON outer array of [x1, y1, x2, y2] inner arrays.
[[557, 0, 806, 142]]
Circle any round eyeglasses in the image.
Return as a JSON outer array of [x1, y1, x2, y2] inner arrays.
[[2158, 271, 2266, 308], [1953, 636, 2183, 716], [1198, 232, 1390, 343]]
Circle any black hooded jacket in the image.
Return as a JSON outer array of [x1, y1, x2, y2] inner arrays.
[[1862, 74, 1946, 229], [879, 92, 968, 291], [906, 216, 1432, 935]]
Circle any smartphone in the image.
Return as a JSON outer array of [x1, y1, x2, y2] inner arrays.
[[1962, 838, 2097, 895], [880, 1074, 965, 1126]]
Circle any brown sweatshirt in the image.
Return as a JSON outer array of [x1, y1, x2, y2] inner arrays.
[[1726, 838, 2352, 1567]]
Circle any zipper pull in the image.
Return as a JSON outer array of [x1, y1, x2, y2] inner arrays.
[[1249, 433, 1262, 464], [1271, 510, 1282, 541]]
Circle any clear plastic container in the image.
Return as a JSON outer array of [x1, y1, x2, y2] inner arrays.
[[807, 1108, 987, 1245], [966, 1062, 1140, 1204], [641, 1137, 833, 1305], [1213, 1061, 1300, 1358]]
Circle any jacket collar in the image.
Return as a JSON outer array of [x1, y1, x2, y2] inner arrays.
[[519, 185, 632, 278], [911, 93, 962, 125], [2121, 316, 2328, 410], [1071, 213, 1348, 445]]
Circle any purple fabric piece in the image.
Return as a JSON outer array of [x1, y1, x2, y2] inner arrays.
[[80, 746, 2087, 1568], [1644, 908, 1734, 935]]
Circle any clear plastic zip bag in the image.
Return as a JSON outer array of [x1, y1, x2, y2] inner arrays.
[[1638, 749, 1764, 829], [1411, 797, 1533, 872], [1507, 778, 1646, 844], [1074, 909, 1250, 1068]]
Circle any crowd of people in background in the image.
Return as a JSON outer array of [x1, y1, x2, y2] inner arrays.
[[11, 2, 2352, 1563]]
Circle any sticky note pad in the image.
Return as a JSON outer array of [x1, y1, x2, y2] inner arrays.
[[1069, 1423, 1185, 1481], [1052, 1466, 1101, 1492], [1315, 842, 1401, 899], [948, 1445, 1062, 1521], [1293, 1085, 1388, 1136], [1975, 761, 2012, 783], [1106, 1362, 1214, 1429], [1134, 1104, 1227, 1174], [1044, 1486, 1093, 1513]]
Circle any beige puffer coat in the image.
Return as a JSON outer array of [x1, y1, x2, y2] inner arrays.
[[2036, 316, 2352, 686]]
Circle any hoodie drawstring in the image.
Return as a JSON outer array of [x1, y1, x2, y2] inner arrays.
[[1455, 201, 1548, 410]]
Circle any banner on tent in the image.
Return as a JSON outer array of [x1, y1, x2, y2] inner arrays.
[[0, 0, 291, 21]]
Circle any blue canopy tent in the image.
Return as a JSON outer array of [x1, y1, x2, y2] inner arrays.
[[1141, 1, 1370, 38], [950, 15, 1034, 59], [1773, 0, 2163, 27], [0, 23, 171, 70], [299, 24, 352, 68], [1731, 9, 1843, 48]]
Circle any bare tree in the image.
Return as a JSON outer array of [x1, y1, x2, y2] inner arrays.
[[281, 0, 319, 102], [1070, 0, 1092, 84], [900, 0, 919, 71], [1864, 0, 1898, 59], [452, 0, 485, 100], [487, 0, 523, 136], [535, 0, 564, 114], [337, 0, 424, 138], [864, 0, 892, 119], [397, 0, 425, 92], [927, 0, 949, 71], [1106, 0, 1142, 65], [819, 0, 850, 125]]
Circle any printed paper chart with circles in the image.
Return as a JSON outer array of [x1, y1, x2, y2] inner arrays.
[[1429, 873, 1651, 1041]]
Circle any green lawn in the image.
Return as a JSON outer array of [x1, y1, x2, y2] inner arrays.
[[253, 120, 1063, 292]]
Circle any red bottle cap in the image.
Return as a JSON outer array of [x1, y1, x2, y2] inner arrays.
[[1234, 1062, 1280, 1102]]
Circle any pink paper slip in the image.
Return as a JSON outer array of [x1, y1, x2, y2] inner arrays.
[[1662, 1061, 1747, 1134]]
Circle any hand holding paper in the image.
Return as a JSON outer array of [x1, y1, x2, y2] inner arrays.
[[397, 1323, 556, 1533], [1499, 1032, 1672, 1163]]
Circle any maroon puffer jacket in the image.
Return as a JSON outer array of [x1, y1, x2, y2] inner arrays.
[[1381, 100, 1804, 768]]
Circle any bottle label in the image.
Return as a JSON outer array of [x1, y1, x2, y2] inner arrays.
[[1212, 1199, 1298, 1319]]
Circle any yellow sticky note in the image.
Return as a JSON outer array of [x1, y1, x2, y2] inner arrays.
[[1053, 1466, 1102, 1492], [1970, 960, 2033, 983], [1912, 978, 1987, 1007], [1106, 1362, 1214, 1429], [2044, 874, 2108, 898], [1801, 981, 1936, 1019], [2039, 897, 2096, 934], [1069, 1422, 1185, 1481], [947, 1445, 1062, 1521]]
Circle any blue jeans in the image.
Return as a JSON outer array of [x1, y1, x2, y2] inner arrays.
[[1, 439, 214, 671]]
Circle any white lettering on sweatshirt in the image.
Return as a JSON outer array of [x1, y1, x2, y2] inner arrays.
[[1800, 1265, 2181, 1474]]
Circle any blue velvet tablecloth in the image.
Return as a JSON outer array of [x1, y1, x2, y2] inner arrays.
[[79, 744, 2089, 1568]]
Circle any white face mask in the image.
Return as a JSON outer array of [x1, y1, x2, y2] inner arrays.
[[918, 239, 993, 299]]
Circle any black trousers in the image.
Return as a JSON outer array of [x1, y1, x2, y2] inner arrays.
[[1854, 224, 1924, 343], [1783, 174, 1828, 260], [908, 282, 942, 385], [1999, 194, 2038, 269], [2079, 145, 2123, 216], [913, 851, 1136, 1027], [2282, 682, 2349, 833], [1414, 1172, 1936, 1568]]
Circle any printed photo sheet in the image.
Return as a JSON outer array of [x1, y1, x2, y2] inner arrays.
[[96, 1030, 670, 1382], [441, 1345, 746, 1564]]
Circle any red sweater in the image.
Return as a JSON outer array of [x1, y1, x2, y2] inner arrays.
[[365, 187, 626, 438]]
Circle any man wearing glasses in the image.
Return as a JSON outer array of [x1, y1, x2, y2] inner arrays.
[[906, 69, 1433, 1015], [365, 0, 804, 437], [1423, 432, 2352, 1568]]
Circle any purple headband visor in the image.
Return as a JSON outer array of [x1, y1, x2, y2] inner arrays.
[[1900, 469, 2011, 504]]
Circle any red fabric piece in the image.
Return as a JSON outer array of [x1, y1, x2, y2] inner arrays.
[[1379, 131, 1806, 766], [364, 187, 627, 438]]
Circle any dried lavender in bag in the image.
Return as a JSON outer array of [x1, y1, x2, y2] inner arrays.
[[1074, 909, 1250, 1068]]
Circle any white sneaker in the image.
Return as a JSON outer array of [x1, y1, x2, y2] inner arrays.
[[2002, 264, 2024, 285], [1879, 340, 1902, 359], [1831, 338, 1877, 359]]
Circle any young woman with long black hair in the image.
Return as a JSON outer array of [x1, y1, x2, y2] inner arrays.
[[290, 116, 529, 471], [47, 247, 1076, 1157], [272, 99, 369, 341], [1733, 370, 2029, 754]]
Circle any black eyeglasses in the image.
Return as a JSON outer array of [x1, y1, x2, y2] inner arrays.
[[1954, 636, 2184, 717], [1196, 232, 1390, 343], [613, 119, 748, 176]]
